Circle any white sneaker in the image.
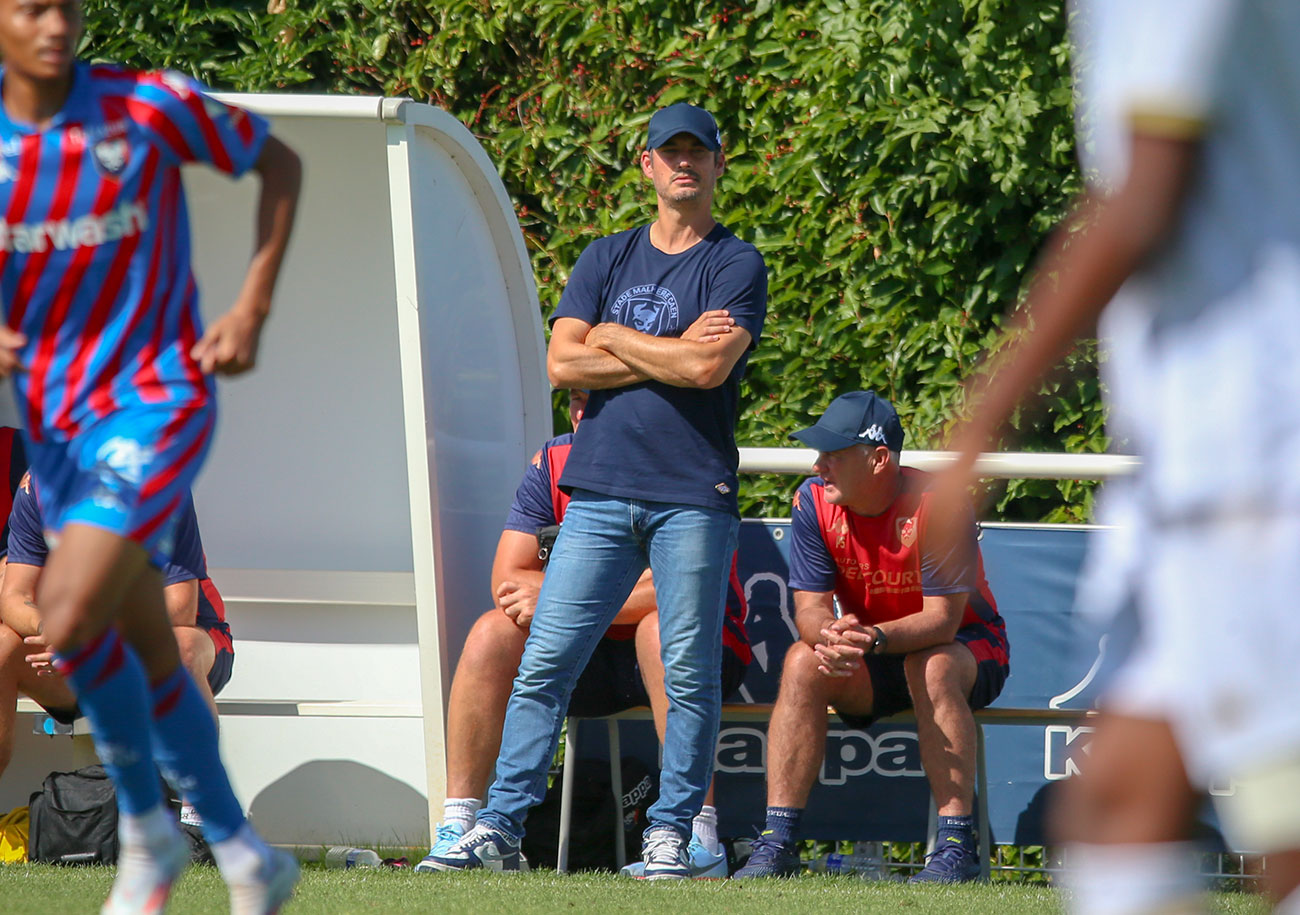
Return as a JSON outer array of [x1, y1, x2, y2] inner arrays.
[[640, 826, 690, 880], [621, 836, 727, 878], [227, 847, 299, 915], [423, 821, 525, 872], [101, 827, 189, 915]]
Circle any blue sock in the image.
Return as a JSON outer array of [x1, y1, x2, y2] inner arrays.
[[937, 814, 975, 848], [149, 667, 245, 843], [53, 629, 161, 816], [763, 806, 802, 846]]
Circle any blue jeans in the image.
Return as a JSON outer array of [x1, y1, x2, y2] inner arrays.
[[478, 489, 740, 840]]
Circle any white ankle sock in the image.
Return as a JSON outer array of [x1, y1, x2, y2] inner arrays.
[[1063, 842, 1206, 915], [120, 803, 177, 847], [443, 797, 481, 834], [211, 822, 271, 881], [692, 805, 720, 855]]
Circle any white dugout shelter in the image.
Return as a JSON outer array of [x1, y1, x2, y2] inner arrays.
[[1, 95, 551, 847]]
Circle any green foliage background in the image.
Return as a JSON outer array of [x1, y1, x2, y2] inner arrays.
[[83, 0, 1106, 521]]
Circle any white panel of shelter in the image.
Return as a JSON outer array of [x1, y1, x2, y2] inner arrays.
[[398, 111, 550, 663], [183, 115, 413, 573]]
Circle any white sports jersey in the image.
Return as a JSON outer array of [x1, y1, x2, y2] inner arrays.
[[1075, 0, 1300, 519], [1073, 0, 1300, 786]]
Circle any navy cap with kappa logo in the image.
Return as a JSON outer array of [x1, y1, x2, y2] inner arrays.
[[790, 390, 905, 453], [646, 103, 722, 152]]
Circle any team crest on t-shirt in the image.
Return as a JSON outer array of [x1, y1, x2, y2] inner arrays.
[[897, 515, 917, 548], [610, 283, 680, 336], [92, 133, 131, 178]]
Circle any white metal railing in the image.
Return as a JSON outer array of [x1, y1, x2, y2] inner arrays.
[[738, 448, 1139, 481]]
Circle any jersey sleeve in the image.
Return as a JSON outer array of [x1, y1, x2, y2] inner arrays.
[[1119, 0, 1238, 136], [709, 246, 768, 350], [131, 71, 269, 176], [503, 448, 558, 534], [787, 479, 837, 592], [918, 495, 978, 596], [6, 477, 47, 566], [551, 240, 609, 327], [161, 497, 207, 585]]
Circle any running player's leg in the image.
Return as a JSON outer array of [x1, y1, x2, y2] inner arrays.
[[39, 523, 189, 915], [1052, 713, 1202, 915], [113, 561, 295, 912]]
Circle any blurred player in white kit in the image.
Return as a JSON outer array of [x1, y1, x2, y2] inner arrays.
[[936, 0, 1300, 910]]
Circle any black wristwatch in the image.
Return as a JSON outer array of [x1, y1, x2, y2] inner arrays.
[[870, 626, 888, 655]]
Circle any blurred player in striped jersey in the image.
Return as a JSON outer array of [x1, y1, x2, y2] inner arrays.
[[0, 1, 301, 912], [937, 0, 1300, 910]]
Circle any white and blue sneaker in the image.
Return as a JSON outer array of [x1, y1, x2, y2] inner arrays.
[[415, 822, 466, 873], [422, 822, 526, 872], [621, 836, 728, 879], [639, 826, 691, 880]]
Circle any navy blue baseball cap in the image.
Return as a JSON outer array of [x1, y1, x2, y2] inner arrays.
[[646, 103, 722, 151], [791, 390, 905, 453]]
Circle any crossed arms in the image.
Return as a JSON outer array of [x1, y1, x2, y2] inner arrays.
[[548, 310, 753, 391]]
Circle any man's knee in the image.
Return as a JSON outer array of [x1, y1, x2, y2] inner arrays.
[[634, 611, 660, 653], [173, 627, 215, 677], [0, 624, 22, 668], [778, 642, 838, 701], [459, 609, 528, 680], [903, 645, 973, 705]]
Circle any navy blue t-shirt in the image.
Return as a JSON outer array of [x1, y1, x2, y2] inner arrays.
[[503, 433, 572, 533], [8, 476, 208, 588], [551, 223, 767, 515]]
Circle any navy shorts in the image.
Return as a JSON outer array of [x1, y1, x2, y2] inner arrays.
[[568, 636, 748, 718], [836, 619, 1010, 730]]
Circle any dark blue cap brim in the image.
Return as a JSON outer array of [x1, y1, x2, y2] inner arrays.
[[790, 426, 862, 452], [647, 127, 720, 151]]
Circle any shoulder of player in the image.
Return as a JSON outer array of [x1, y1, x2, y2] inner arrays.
[[90, 66, 205, 109], [529, 432, 573, 468], [792, 475, 825, 513], [706, 223, 766, 266], [541, 432, 574, 454]]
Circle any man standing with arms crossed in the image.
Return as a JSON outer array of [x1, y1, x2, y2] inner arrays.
[[0, 1, 301, 912], [429, 102, 767, 879]]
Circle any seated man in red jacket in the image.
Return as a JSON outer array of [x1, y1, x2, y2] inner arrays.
[[417, 390, 751, 877], [733, 391, 1009, 883]]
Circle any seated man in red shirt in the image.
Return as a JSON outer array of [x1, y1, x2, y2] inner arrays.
[[0, 471, 233, 814], [733, 391, 1010, 883], [416, 390, 751, 877]]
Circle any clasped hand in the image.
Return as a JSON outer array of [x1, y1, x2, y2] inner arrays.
[[496, 580, 539, 630], [814, 614, 875, 678]]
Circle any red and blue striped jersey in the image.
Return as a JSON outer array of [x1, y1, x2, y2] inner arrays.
[[0, 63, 269, 441]]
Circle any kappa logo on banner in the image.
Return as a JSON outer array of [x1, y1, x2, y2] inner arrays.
[[715, 726, 925, 784], [1044, 725, 1094, 780]]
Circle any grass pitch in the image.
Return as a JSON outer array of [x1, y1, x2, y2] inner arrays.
[[0, 864, 1270, 915]]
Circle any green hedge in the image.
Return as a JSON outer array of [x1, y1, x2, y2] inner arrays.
[[85, 0, 1104, 521]]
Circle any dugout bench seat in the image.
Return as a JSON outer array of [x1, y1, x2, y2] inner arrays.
[[558, 703, 1097, 879]]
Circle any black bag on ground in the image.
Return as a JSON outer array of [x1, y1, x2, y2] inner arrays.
[[521, 756, 657, 871], [28, 764, 118, 865], [27, 764, 214, 866]]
